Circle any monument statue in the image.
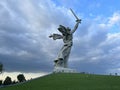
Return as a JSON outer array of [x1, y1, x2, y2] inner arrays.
[[49, 9, 81, 69]]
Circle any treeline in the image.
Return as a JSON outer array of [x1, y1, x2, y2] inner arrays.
[[0, 74, 26, 86], [0, 63, 3, 74]]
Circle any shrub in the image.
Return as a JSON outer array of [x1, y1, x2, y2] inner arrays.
[[3, 76, 12, 85], [17, 74, 26, 82], [0, 63, 3, 74], [0, 80, 2, 85]]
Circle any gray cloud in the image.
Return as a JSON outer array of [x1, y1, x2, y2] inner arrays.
[[0, 0, 73, 73], [69, 18, 120, 74]]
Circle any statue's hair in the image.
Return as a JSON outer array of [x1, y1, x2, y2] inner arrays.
[[58, 25, 71, 35]]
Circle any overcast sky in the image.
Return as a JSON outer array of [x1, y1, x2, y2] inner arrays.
[[0, 0, 120, 76]]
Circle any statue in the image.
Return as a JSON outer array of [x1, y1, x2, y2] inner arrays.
[[49, 9, 81, 68]]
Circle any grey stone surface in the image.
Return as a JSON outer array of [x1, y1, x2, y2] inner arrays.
[[49, 9, 81, 68], [53, 67, 77, 73]]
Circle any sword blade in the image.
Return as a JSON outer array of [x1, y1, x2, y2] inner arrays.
[[70, 8, 79, 20]]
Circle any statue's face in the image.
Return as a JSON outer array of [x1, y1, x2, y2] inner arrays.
[[66, 27, 71, 34]]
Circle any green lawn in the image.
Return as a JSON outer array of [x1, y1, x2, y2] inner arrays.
[[1, 73, 120, 90]]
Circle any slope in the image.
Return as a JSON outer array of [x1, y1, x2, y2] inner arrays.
[[1, 73, 120, 90]]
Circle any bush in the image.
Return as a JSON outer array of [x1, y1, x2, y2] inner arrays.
[[17, 74, 26, 82], [12, 80, 18, 84], [3, 76, 12, 85], [0, 80, 2, 85], [0, 63, 3, 74]]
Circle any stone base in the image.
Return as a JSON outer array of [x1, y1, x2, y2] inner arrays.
[[53, 67, 77, 73]]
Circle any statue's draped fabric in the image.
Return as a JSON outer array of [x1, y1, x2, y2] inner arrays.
[[49, 20, 80, 68], [52, 32, 73, 67]]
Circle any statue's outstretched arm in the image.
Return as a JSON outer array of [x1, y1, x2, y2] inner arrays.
[[49, 34, 63, 40], [71, 20, 81, 34]]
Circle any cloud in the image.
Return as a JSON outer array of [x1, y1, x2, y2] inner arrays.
[[68, 12, 120, 74], [98, 11, 120, 29], [108, 12, 120, 26], [0, 0, 74, 73]]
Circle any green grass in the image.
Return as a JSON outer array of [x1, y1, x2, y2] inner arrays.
[[1, 73, 120, 90]]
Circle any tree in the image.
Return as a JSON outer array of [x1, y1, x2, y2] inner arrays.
[[12, 80, 17, 84], [17, 74, 26, 82], [3, 76, 12, 85], [0, 80, 2, 85], [0, 63, 3, 74]]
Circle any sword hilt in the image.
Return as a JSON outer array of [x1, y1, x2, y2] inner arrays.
[[76, 19, 82, 23]]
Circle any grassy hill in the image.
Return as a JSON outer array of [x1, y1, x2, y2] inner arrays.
[[1, 73, 120, 90]]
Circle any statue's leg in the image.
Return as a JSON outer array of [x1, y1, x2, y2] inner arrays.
[[54, 60, 58, 67], [54, 45, 64, 67], [64, 46, 72, 68], [59, 58, 64, 67], [54, 59, 64, 67], [57, 46, 64, 59], [54, 45, 72, 68]]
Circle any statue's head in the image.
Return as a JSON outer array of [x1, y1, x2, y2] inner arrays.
[[58, 25, 71, 35], [66, 27, 71, 34]]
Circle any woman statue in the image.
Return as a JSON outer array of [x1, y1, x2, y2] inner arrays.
[[49, 19, 81, 68]]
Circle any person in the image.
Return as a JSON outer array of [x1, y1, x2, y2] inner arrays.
[[49, 19, 81, 68]]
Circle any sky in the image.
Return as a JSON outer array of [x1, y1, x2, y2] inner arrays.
[[0, 0, 120, 80]]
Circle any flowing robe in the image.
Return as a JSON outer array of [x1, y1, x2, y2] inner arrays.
[[52, 32, 73, 68], [50, 21, 80, 68]]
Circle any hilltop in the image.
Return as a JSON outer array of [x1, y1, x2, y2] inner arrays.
[[1, 73, 120, 90]]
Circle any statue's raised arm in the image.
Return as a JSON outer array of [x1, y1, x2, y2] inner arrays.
[[70, 8, 81, 34], [71, 19, 81, 34]]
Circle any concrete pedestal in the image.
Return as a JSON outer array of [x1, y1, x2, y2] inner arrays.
[[53, 67, 77, 73]]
